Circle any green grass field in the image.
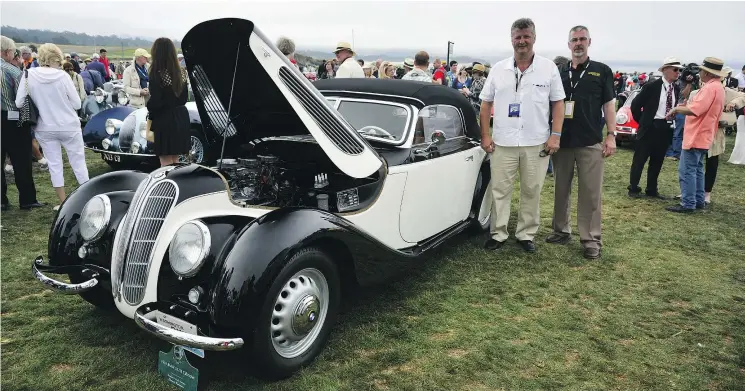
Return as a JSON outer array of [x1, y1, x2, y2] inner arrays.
[[2, 142, 744, 391]]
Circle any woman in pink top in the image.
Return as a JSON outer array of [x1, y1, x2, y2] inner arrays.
[[665, 57, 726, 213]]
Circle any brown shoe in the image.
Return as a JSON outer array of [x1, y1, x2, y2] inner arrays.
[[583, 247, 601, 260], [545, 232, 571, 245]]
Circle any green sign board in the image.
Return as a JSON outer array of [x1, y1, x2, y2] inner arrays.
[[158, 346, 199, 391]]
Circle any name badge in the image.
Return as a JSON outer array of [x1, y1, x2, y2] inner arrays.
[[564, 101, 575, 119], [508, 103, 521, 118], [7, 111, 19, 120]]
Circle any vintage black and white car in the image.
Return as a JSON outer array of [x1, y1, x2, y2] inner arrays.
[[32, 18, 492, 379]]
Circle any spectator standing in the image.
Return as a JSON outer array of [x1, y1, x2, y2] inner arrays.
[[478, 18, 566, 253], [402, 51, 433, 82], [451, 64, 472, 94], [664, 57, 726, 213], [628, 57, 683, 199], [464, 63, 487, 113], [19, 46, 38, 69], [122, 48, 151, 109], [146, 37, 191, 167], [1, 36, 42, 211], [15, 43, 87, 210], [62, 60, 86, 103], [99, 48, 111, 81], [547, 25, 616, 260], [333, 41, 364, 78], [735, 65, 745, 91], [85, 54, 108, 83], [432, 58, 446, 85]]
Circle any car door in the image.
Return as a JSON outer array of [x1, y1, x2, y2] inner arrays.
[[397, 105, 482, 244]]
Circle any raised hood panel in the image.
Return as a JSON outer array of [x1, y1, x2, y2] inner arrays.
[[181, 18, 383, 179]]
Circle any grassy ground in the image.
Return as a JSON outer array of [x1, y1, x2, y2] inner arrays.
[[2, 142, 745, 391]]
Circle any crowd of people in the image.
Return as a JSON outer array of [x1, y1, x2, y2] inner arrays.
[[1, 35, 191, 211], [2, 23, 744, 258]]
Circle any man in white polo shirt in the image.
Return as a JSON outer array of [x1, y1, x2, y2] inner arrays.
[[333, 41, 364, 78], [479, 18, 566, 253]]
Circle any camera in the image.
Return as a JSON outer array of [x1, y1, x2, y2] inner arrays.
[[680, 63, 700, 85]]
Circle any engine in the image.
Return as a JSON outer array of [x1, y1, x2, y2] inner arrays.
[[215, 152, 380, 213]]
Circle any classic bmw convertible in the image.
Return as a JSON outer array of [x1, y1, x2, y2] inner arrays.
[[32, 18, 493, 379]]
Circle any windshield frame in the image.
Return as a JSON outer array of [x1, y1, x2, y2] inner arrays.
[[328, 97, 414, 146]]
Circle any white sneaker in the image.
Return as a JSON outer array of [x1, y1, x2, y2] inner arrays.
[[53, 205, 60, 211], [4, 164, 13, 174], [38, 158, 48, 168]]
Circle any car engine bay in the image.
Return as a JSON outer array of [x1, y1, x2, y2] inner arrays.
[[214, 145, 381, 213]]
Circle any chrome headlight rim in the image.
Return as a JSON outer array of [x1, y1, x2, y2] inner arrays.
[[616, 113, 628, 125], [169, 220, 211, 278], [105, 118, 123, 135], [80, 195, 112, 242]]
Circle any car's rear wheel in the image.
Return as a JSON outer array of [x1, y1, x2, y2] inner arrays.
[[251, 247, 341, 380]]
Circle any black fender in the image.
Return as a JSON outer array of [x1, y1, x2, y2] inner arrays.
[[205, 207, 409, 338], [82, 105, 136, 145], [48, 170, 148, 271]]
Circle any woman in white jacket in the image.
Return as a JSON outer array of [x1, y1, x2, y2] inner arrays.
[[15, 43, 88, 209]]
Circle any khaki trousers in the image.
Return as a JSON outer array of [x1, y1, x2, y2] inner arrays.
[[551, 143, 604, 250], [489, 145, 551, 242]]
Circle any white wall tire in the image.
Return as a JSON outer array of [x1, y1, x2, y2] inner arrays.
[[251, 247, 341, 380]]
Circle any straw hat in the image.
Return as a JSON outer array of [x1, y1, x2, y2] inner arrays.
[[333, 41, 355, 56], [472, 64, 486, 73], [658, 57, 684, 72], [699, 57, 727, 77], [403, 58, 414, 68]]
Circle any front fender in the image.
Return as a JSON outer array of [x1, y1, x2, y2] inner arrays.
[[82, 105, 136, 144], [48, 170, 148, 269], [207, 208, 399, 335]]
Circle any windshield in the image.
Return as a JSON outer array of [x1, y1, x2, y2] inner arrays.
[[336, 100, 410, 142]]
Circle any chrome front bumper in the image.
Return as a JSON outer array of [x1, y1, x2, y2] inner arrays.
[[84, 146, 156, 157], [134, 303, 244, 351], [32, 256, 100, 294]]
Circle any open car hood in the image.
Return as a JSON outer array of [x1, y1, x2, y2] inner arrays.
[[181, 18, 383, 179]]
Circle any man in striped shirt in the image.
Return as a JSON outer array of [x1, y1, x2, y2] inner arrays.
[[1, 36, 41, 211]]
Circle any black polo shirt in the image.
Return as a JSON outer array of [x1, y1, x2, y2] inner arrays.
[[559, 58, 614, 148]]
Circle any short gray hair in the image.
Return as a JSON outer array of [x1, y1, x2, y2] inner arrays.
[[568, 25, 590, 40], [511, 18, 535, 35], [0, 36, 16, 52], [19, 45, 32, 54], [276, 36, 296, 56]]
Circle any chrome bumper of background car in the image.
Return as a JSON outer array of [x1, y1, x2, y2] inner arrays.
[[84, 146, 156, 157], [32, 256, 100, 294], [134, 304, 245, 351]]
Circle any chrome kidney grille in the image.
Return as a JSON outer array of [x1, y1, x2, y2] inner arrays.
[[111, 175, 178, 305]]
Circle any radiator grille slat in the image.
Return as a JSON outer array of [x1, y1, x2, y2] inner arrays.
[[120, 180, 178, 305]]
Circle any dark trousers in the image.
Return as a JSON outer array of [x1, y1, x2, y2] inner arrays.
[[629, 120, 673, 195], [1, 110, 38, 206], [705, 155, 719, 193]]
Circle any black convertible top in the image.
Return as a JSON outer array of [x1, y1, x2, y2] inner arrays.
[[314, 78, 480, 140]]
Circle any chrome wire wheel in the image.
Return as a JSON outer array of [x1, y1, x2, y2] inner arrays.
[[179, 135, 204, 163], [270, 268, 329, 359]]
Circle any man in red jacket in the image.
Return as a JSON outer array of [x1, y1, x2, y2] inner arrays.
[[99, 48, 111, 81]]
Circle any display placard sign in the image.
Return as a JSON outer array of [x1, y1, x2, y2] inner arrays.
[[158, 345, 199, 391]]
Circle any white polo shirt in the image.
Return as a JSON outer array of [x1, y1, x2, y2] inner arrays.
[[335, 57, 365, 78], [479, 55, 565, 147]]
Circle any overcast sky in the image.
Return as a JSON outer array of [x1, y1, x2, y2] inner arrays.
[[3, 1, 744, 69]]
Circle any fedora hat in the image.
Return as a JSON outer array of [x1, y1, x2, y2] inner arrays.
[[699, 57, 727, 77], [658, 56, 684, 72], [472, 63, 486, 73], [333, 41, 355, 55], [403, 58, 414, 68]]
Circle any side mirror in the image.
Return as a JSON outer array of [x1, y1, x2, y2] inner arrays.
[[431, 130, 446, 145]]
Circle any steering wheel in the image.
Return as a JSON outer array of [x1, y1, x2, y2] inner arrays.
[[358, 125, 394, 139]]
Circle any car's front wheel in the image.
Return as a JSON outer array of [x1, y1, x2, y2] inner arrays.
[[251, 247, 341, 380], [179, 128, 208, 164]]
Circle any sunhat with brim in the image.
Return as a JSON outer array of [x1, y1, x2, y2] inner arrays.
[[133, 48, 151, 58], [473, 64, 486, 73], [403, 58, 414, 67], [333, 41, 355, 56], [722, 66, 733, 74], [658, 56, 684, 72], [699, 57, 727, 77]]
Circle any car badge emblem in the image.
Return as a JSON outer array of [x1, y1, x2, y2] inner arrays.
[[153, 171, 165, 179], [262, 48, 271, 58], [308, 312, 316, 322]]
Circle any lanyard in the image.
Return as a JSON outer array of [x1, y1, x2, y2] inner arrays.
[[568, 61, 589, 100]]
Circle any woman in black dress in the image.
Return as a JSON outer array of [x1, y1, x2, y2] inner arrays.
[[147, 37, 190, 167]]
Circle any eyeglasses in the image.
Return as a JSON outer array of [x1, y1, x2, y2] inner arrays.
[[569, 37, 589, 43]]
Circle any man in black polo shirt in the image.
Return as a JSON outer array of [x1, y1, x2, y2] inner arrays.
[[546, 25, 616, 260]]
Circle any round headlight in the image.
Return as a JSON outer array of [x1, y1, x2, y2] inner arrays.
[[131, 141, 141, 154], [169, 220, 211, 277], [105, 118, 122, 135], [101, 138, 111, 150], [117, 90, 129, 105], [80, 195, 111, 241], [616, 113, 628, 125]]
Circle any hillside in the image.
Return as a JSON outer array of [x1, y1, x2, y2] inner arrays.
[[2, 26, 180, 49]]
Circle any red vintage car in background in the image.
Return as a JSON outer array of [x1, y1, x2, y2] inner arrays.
[[614, 89, 640, 142]]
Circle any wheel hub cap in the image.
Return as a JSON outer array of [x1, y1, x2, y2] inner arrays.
[[292, 295, 320, 335]]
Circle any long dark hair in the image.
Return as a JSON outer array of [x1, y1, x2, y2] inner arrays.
[[149, 37, 184, 96]]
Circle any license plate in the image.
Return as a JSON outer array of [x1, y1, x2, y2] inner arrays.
[[155, 311, 198, 335], [101, 153, 121, 162]]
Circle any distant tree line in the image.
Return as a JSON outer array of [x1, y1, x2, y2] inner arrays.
[[1, 26, 181, 48]]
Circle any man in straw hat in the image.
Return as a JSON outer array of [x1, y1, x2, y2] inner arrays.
[[664, 57, 726, 213], [627, 56, 684, 200], [333, 41, 364, 78]]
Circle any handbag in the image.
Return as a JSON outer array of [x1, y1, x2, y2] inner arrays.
[[145, 116, 155, 143], [18, 69, 39, 127]]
